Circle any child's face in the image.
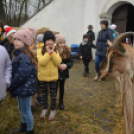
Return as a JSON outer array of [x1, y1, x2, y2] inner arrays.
[[14, 38, 25, 49], [83, 38, 88, 43], [45, 39, 54, 49], [58, 41, 65, 48], [7, 33, 15, 44]]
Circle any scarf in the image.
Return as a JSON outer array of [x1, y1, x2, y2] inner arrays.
[[82, 41, 87, 45]]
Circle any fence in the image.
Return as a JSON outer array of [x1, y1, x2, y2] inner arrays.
[[117, 75, 134, 134]]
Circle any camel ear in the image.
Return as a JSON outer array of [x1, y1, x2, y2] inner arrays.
[[118, 44, 127, 56], [107, 39, 113, 47]]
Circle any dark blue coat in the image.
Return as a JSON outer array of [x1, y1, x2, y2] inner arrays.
[[8, 50, 37, 97], [96, 28, 114, 57]]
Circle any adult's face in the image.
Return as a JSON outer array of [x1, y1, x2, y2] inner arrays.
[[7, 33, 15, 44], [101, 23, 107, 30]]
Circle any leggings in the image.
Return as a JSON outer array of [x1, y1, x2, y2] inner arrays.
[[39, 81, 57, 110], [57, 79, 65, 103]]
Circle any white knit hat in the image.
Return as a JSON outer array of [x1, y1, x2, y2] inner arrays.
[[110, 24, 117, 30]]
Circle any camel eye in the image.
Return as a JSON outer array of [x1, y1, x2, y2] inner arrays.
[[111, 56, 115, 59]]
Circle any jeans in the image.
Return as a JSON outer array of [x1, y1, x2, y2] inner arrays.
[[83, 59, 91, 72], [39, 81, 57, 110], [95, 55, 105, 74], [17, 96, 33, 131], [57, 79, 65, 103]]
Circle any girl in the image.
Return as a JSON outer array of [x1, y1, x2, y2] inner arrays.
[[0, 45, 12, 102], [37, 31, 61, 120], [94, 20, 114, 81], [8, 29, 37, 134], [56, 34, 73, 110]]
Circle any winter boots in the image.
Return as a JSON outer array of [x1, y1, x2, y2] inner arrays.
[[37, 97, 43, 106], [12, 122, 27, 133], [83, 71, 89, 77]]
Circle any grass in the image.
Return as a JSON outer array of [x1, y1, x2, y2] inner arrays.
[[0, 60, 125, 134]]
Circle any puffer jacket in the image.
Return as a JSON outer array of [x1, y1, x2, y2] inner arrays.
[[37, 43, 62, 82], [96, 28, 114, 57], [0, 46, 12, 101], [8, 50, 37, 97]]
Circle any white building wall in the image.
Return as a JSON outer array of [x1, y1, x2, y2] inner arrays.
[[22, 0, 134, 59], [22, 0, 85, 46]]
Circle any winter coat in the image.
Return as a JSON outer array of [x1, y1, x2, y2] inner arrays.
[[8, 50, 37, 97], [1, 38, 14, 60], [96, 28, 114, 57], [59, 55, 74, 79], [87, 30, 95, 44], [0, 46, 12, 102], [79, 43, 96, 60], [37, 43, 62, 82]]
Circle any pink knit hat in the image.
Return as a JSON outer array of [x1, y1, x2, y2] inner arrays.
[[56, 34, 66, 44], [13, 28, 35, 46]]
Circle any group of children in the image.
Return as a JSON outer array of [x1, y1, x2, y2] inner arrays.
[[0, 27, 74, 134]]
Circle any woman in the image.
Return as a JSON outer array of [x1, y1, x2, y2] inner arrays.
[[94, 20, 114, 81]]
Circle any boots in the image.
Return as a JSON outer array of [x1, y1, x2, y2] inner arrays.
[[83, 71, 89, 77], [59, 102, 64, 110], [26, 130, 34, 134], [12, 122, 26, 133], [37, 97, 43, 106]]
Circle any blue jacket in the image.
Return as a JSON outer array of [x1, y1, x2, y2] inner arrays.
[[8, 50, 37, 97], [96, 28, 114, 57], [111, 29, 118, 38]]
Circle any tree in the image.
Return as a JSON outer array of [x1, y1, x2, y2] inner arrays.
[[0, 0, 6, 23]]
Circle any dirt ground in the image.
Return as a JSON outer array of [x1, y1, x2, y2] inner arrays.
[[0, 60, 125, 134]]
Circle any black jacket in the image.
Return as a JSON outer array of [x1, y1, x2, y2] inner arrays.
[[59, 55, 74, 79], [79, 43, 96, 60], [87, 30, 95, 44], [1, 38, 14, 60]]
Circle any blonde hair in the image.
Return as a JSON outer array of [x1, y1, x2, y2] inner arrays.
[[56, 44, 71, 59]]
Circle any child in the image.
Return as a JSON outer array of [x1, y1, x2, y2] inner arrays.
[[37, 31, 62, 120], [0, 45, 12, 102], [56, 34, 73, 110], [126, 38, 133, 46], [79, 34, 96, 77], [8, 29, 37, 134]]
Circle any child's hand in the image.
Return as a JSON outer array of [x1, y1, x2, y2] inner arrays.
[[80, 56, 82, 59], [50, 45, 55, 53], [46, 46, 51, 53], [62, 64, 67, 70], [58, 64, 67, 71]]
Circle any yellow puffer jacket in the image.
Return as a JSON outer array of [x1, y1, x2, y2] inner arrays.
[[37, 43, 62, 82]]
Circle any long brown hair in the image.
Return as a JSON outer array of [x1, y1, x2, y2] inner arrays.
[[56, 44, 70, 59], [12, 45, 37, 67], [42, 44, 47, 55]]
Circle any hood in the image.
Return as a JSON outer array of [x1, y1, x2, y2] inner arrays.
[[37, 43, 44, 49]]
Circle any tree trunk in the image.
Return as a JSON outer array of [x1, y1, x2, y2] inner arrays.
[[0, 0, 6, 23]]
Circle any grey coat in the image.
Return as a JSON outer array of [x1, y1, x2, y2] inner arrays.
[[0, 45, 12, 102]]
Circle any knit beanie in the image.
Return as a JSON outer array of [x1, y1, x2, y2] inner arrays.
[[56, 34, 66, 44], [100, 20, 109, 27], [13, 29, 34, 46], [83, 34, 89, 39], [43, 31, 55, 44], [5, 27, 16, 38], [37, 34, 44, 43], [110, 24, 117, 30], [28, 27, 37, 39]]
